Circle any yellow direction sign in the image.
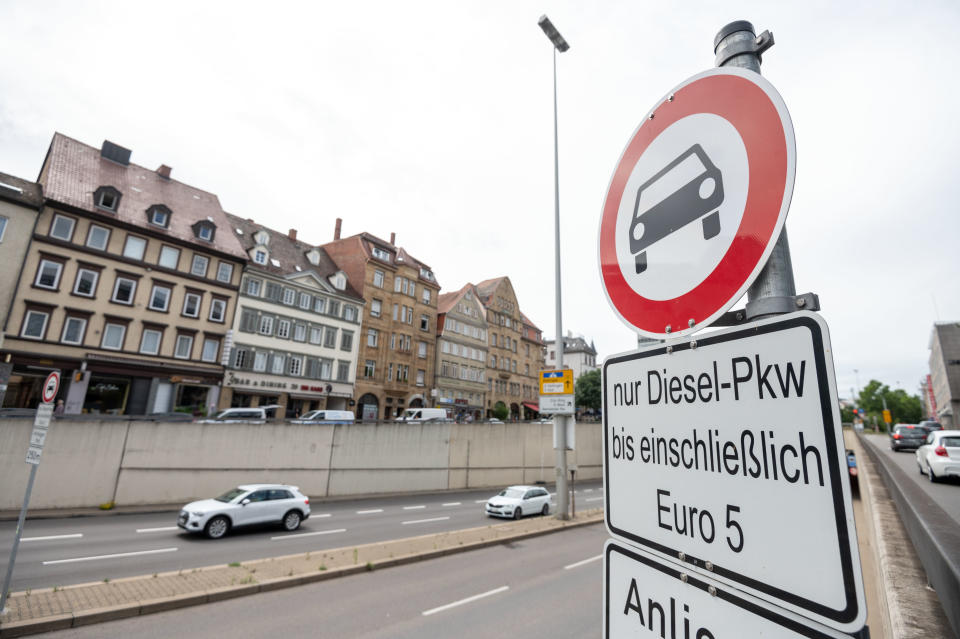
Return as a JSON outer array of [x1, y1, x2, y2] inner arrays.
[[882, 409, 892, 424], [540, 369, 574, 395]]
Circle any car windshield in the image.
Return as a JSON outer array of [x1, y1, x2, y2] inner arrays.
[[942, 437, 960, 447], [214, 488, 247, 503], [300, 411, 320, 420], [498, 488, 524, 499]]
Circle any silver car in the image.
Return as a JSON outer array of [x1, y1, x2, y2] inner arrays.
[[485, 485, 551, 519], [178, 484, 311, 539], [916, 430, 960, 483]]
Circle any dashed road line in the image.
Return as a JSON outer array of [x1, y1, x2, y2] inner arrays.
[[42, 547, 178, 565], [356, 509, 384, 514], [402, 516, 450, 525], [442, 502, 461, 507], [136, 527, 179, 533], [564, 554, 603, 570], [22, 533, 83, 542], [423, 585, 510, 616], [403, 505, 426, 510], [271, 528, 347, 541]]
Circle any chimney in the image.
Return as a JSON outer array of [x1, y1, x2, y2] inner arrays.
[[334, 218, 342, 241], [390, 232, 396, 245], [100, 140, 131, 166], [156, 165, 172, 179], [288, 228, 298, 241]]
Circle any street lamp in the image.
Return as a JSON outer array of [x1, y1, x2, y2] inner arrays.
[[538, 14, 571, 520]]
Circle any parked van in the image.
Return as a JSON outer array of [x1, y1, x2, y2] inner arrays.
[[396, 408, 449, 423], [195, 405, 281, 424], [290, 410, 355, 425]]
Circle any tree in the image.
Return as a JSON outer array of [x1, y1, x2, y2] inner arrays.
[[492, 401, 508, 420], [857, 379, 923, 428], [576, 369, 601, 411]]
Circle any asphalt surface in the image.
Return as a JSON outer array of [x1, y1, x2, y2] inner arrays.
[[0, 481, 604, 592], [36, 521, 607, 638], [862, 433, 960, 526]]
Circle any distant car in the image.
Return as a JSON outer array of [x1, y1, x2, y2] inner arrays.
[[485, 485, 551, 519], [916, 430, 960, 483], [889, 424, 926, 451], [919, 420, 943, 433], [178, 484, 310, 539], [194, 405, 281, 424], [290, 410, 355, 424], [486, 418, 504, 424]]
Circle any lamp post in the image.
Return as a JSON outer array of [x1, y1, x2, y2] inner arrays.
[[538, 14, 570, 520]]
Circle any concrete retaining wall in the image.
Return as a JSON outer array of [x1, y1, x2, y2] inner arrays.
[[0, 419, 603, 509]]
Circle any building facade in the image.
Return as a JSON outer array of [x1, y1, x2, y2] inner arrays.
[[221, 216, 364, 416], [929, 322, 960, 427], [0, 135, 246, 415], [0, 171, 43, 353], [475, 277, 544, 420], [322, 224, 440, 421], [434, 283, 488, 421], [545, 332, 598, 379]]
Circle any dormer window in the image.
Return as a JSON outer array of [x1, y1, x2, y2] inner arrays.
[[94, 186, 122, 212], [306, 249, 321, 266], [253, 249, 268, 265], [192, 220, 216, 242], [147, 204, 171, 228], [419, 267, 435, 281], [332, 272, 346, 290], [254, 230, 270, 246], [371, 246, 392, 262]]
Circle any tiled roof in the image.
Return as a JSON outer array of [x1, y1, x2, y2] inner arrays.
[[226, 214, 363, 302], [474, 276, 505, 301], [520, 311, 541, 331], [0, 171, 42, 209], [437, 283, 475, 315], [41, 133, 247, 259]]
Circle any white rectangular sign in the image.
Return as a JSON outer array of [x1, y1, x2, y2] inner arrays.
[[604, 541, 849, 639], [540, 395, 574, 415], [25, 447, 42, 465], [603, 312, 864, 633], [34, 403, 53, 428], [542, 382, 566, 394], [29, 429, 47, 447]]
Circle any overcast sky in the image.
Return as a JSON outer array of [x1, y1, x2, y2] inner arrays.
[[1, 1, 958, 401]]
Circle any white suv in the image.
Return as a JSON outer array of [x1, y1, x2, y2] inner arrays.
[[178, 484, 311, 539]]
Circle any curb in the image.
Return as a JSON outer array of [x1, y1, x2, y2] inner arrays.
[[0, 511, 603, 637]]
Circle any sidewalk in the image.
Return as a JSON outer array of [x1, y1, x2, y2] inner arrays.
[[0, 509, 603, 638]]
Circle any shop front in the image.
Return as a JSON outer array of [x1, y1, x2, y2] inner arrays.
[[222, 371, 354, 418]]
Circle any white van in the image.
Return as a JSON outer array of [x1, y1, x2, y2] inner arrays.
[[291, 410, 355, 424], [396, 408, 450, 423]]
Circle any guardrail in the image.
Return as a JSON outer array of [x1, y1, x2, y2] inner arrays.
[[858, 433, 960, 639]]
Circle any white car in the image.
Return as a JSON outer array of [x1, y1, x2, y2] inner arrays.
[[485, 485, 551, 519], [178, 484, 311, 539], [194, 405, 281, 424], [916, 430, 960, 483]]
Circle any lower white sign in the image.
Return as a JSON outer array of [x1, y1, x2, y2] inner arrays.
[[603, 312, 864, 633], [539, 395, 574, 415], [604, 541, 850, 639], [25, 447, 42, 465]]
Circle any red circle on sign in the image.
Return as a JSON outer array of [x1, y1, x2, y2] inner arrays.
[[598, 68, 794, 338], [42, 371, 60, 404]]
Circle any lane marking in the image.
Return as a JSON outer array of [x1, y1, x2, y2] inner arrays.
[[474, 499, 487, 504], [22, 533, 83, 542], [403, 505, 426, 510], [402, 516, 450, 525], [583, 489, 594, 493], [43, 547, 178, 565], [312, 513, 332, 518], [442, 502, 461, 507], [271, 528, 346, 541], [356, 509, 383, 514], [136, 527, 178, 533], [423, 585, 509, 616], [564, 554, 603, 570], [585, 497, 603, 502]]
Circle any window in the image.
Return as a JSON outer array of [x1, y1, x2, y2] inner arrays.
[[373, 270, 384, 288], [364, 360, 376, 378], [276, 319, 290, 339], [333, 273, 346, 290], [101, 323, 126, 350], [422, 288, 431, 304], [371, 299, 382, 318], [259, 315, 274, 335], [271, 354, 286, 374], [298, 293, 311, 310], [112, 277, 137, 304], [418, 341, 427, 358], [293, 323, 306, 342], [371, 246, 391, 261], [73, 268, 99, 297], [234, 348, 249, 369], [123, 236, 146, 260], [0, 216, 6, 242], [282, 288, 295, 305], [341, 330, 353, 351], [209, 298, 227, 322], [240, 309, 257, 332], [182, 293, 201, 318], [140, 328, 162, 355], [193, 221, 215, 242], [392, 304, 399, 321], [328, 300, 340, 317], [216, 262, 233, 283], [253, 351, 268, 372], [50, 214, 75, 241], [201, 338, 220, 362], [191, 255, 209, 277], [265, 282, 282, 302], [337, 361, 350, 382], [253, 249, 267, 265], [148, 285, 171, 311], [416, 369, 425, 386], [174, 334, 194, 359], [344, 306, 357, 322], [309, 327, 322, 344], [324, 327, 337, 348], [321, 359, 332, 379], [245, 278, 262, 296], [159, 246, 180, 269], [288, 357, 303, 376], [34, 260, 63, 289], [86, 225, 109, 250], [313, 296, 326, 313], [21, 310, 49, 339], [148, 205, 170, 228], [367, 328, 378, 347], [95, 186, 120, 211], [420, 315, 429, 331]]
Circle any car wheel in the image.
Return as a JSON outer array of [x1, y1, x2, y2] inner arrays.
[[513, 507, 522, 520], [928, 466, 939, 483], [282, 510, 302, 532], [541, 503, 549, 516], [205, 516, 230, 539], [918, 461, 926, 475]]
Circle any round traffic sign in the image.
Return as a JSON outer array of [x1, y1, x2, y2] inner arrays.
[[42, 371, 60, 404], [598, 67, 796, 338]]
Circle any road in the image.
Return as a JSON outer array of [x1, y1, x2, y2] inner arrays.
[[41, 520, 608, 638], [0, 481, 604, 592], [861, 433, 960, 525]]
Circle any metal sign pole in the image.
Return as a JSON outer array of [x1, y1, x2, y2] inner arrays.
[[0, 464, 38, 614]]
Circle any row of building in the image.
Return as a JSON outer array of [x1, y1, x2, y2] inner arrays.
[[0, 133, 554, 422]]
